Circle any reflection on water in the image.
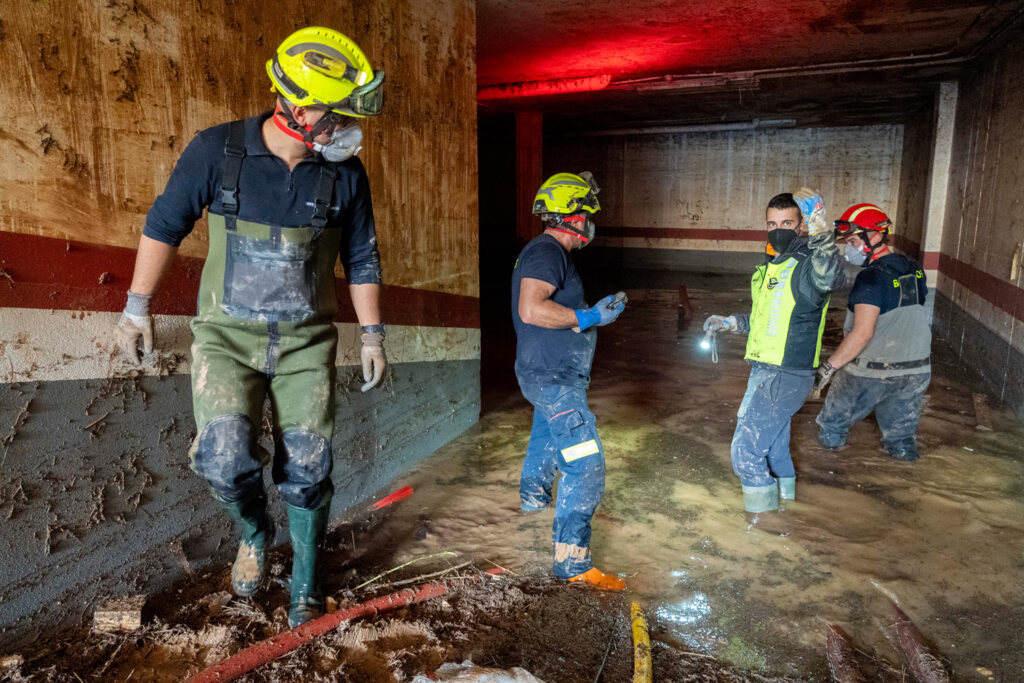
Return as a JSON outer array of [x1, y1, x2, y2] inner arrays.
[[363, 287, 1024, 680]]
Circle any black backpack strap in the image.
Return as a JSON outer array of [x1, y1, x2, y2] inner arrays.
[[311, 161, 337, 229], [220, 120, 247, 231]]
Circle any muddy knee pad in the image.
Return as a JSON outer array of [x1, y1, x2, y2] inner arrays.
[[273, 429, 334, 510], [190, 414, 265, 502]]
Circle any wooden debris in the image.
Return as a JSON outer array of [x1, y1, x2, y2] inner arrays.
[[825, 624, 867, 683], [93, 595, 146, 633], [972, 393, 993, 431], [890, 604, 950, 683], [1, 654, 24, 668]]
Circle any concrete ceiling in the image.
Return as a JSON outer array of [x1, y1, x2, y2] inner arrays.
[[476, 0, 1024, 129]]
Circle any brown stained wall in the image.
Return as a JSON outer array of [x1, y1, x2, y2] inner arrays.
[[545, 125, 903, 266], [0, 0, 478, 298], [938, 25, 1024, 356], [893, 108, 935, 256]]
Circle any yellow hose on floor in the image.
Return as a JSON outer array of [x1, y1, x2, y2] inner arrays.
[[631, 601, 652, 683]]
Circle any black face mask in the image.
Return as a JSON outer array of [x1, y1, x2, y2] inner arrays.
[[767, 228, 796, 255]]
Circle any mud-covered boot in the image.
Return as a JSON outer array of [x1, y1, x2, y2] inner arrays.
[[219, 490, 275, 598], [742, 483, 779, 514], [778, 477, 796, 501], [287, 503, 328, 627]]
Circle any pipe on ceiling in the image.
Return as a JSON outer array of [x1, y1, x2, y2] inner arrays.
[[565, 118, 797, 137]]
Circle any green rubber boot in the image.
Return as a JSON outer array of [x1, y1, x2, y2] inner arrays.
[[778, 477, 796, 501], [287, 503, 328, 627], [219, 490, 275, 598], [742, 483, 779, 513]]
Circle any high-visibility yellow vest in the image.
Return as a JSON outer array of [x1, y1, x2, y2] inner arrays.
[[744, 252, 829, 369]]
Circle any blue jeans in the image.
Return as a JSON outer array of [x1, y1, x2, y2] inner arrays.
[[518, 382, 605, 579], [817, 369, 930, 455], [730, 366, 814, 487]]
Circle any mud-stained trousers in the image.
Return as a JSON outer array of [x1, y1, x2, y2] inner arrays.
[[189, 318, 338, 511], [816, 369, 931, 456], [518, 382, 606, 579], [730, 366, 815, 487]]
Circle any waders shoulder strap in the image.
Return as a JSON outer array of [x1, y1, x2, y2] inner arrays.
[[220, 120, 247, 231], [311, 161, 337, 229]]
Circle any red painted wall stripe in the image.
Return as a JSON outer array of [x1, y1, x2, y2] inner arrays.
[[0, 231, 480, 329], [601, 226, 767, 242], [936, 252, 1024, 323]]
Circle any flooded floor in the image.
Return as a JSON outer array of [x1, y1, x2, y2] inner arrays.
[[371, 283, 1024, 680], [11, 283, 1024, 681]]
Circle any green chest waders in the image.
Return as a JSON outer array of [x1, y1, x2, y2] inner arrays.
[[189, 120, 342, 513]]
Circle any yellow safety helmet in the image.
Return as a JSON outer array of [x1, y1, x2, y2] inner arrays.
[[266, 27, 384, 117], [532, 172, 601, 215]]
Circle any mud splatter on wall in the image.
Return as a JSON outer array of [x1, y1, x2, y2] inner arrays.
[[0, 0, 478, 297]]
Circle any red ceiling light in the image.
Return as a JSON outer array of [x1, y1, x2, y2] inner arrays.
[[477, 74, 612, 100]]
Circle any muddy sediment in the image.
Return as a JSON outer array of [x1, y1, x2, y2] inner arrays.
[[7, 284, 1024, 681]]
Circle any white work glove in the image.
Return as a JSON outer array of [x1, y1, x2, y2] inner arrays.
[[116, 291, 154, 362], [794, 187, 828, 237], [813, 360, 836, 398], [702, 314, 737, 333], [360, 332, 387, 392]]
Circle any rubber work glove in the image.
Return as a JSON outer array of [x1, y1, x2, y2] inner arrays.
[[794, 187, 829, 237], [574, 291, 627, 332], [360, 332, 387, 392], [116, 290, 154, 362], [813, 360, 836, 398], [702, 314, 737, 333]]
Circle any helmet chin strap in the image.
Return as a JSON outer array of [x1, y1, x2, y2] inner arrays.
[[272, 102, 338, 150], [548, 227, 589, 244]]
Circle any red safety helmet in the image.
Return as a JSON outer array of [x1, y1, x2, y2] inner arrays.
[[833, 203, 893, 238]]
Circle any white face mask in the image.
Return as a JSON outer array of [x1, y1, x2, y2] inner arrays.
[[844, 243, 868, 266], [313, 122, 363, 162]]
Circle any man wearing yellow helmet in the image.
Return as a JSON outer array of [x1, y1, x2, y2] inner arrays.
[[114, 27, 386, 627], [511, 171, 628, 590]]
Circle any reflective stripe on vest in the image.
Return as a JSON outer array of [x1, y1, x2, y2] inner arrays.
[[744, 254, 828, 368]]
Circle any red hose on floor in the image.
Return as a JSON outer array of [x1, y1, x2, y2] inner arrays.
[[187, 567, 502, 683]]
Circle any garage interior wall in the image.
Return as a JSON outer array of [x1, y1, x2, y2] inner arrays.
[[0, 0, 479, 644], [545, 125, 904, 275], [932, 26, 1024, 420]]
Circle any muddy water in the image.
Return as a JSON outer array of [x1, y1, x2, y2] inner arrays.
[[361, 286, 1024, 680]]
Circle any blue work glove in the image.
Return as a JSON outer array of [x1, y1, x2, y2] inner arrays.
[[794, 187, 828, 236], [574, 292, 627, 332]]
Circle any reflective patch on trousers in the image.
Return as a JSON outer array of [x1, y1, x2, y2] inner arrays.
[[554, 542, 590, 564], [561, 439, 600, 462], [221, 230, 320, 323]]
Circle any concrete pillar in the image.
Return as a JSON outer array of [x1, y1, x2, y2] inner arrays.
[[515, 111, 544, 244], [921, 81, 958, 316]]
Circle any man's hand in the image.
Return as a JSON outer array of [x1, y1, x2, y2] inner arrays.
[[794, 187, 828, 237], [574, 291, 627, 332], [116, 291, 154, 362], [702, 314, 738, 333], [813, 360, 836, 398], [360, 332, 387, 392]]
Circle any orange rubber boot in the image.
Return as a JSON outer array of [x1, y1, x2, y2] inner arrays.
[[568, 567, 626, 591]]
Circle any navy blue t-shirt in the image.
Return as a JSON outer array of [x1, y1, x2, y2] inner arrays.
[[511, 234, 596, 387], [143, 111, 381, 285], [848, 254, 928, 313]]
